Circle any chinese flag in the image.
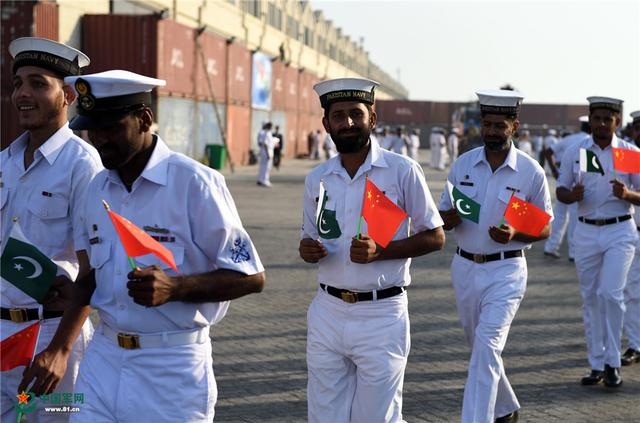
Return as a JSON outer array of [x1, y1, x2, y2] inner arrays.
[[361, 179, 408, 248], [612, 148, 640, 173], [105, 208, 178, 271], [503, 195, 551, 237], [0, 322, 40, 371]]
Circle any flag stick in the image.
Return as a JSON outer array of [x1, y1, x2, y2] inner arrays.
[[356, 174, 368, 240], [577, 170, 582, 185], [29, 322, 42, 368], [102, 200, 138, 271]]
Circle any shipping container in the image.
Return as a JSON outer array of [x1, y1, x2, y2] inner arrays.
[[156, 96, 226, 160], [283, 65, 299, 112], [195, 31, 226, 102], [227, 42, 251, 105], [285, 111, 299, 158], [226, 104, 251, 165], [83, 15, 199, 98], [1, 1, 59, 149], [271, 60, 286, 110]]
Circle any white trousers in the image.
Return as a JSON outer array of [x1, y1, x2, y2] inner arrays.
[[1, 318, 93, 423], [544, 200, 577, 257], [451, 254, 526, 423], [69, 326, 215, 422], [307, 288, 410, 423], [623, 237, 640, 350], [257, 150, 273, 186], [573, 219, 637, 369]]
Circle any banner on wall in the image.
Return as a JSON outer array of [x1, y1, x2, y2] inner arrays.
[[252, 52, 272, 110]]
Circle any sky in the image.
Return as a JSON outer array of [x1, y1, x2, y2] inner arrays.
[[313, 0, 640, 123]]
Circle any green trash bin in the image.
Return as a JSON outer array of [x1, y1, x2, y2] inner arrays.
[[205, 144, 226, 170]]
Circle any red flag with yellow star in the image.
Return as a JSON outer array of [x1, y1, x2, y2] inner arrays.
[[0, 321, 40, 371], [612, 147, 640, 173], [106, 209, 178, 271], [503, 194, 551, 237], [361, 179, 408, 248]]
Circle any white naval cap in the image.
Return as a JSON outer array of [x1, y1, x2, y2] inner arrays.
[[476, 89, 524, 116], [64, 70, 166, 130], [630, 110, 640, 123], [579, 115, 589, 123], [313, 77, 379, 109], [9, 37, 90, 77], [547, 129, 557, 136], [587, 96, 623, 113]]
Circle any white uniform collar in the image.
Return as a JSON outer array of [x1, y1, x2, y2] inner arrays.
[[471, 142, 519, 172], [8, 123, 73, 166], [321, 137, 389, 178], [585, 134, 621, 150], [106, 135, 170, 187]]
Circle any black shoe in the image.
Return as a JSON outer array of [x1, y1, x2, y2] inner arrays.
[[580, 369, 604, 385], [495, 410, 519, 423], [543, 251, 560, 259], [603, 364, 622, 388], [621, 348, 640, 366]]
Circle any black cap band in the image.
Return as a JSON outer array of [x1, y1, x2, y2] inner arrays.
[[76, 92, 151, 116], [480, 104, 521, 115], [320, 89, 375, 108], [589, 102, 622, 114], [13, 51, 81, 77]]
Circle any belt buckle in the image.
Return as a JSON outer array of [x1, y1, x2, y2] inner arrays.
[[473, 254, 486, 264], [595, 219, 606, 226], [340, 291, 358, 303], [9, 308, 29, 323], [117, 333, 141, 349]]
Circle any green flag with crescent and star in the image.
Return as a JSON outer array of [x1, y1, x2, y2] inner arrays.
[[1, 222, 56, 303], [447, 181, 481, 223], [316, 181, 342, 239], [579, 148, 604, 175]]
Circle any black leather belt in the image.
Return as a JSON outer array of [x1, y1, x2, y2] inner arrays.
[[1, 307, 64, 323], [578, 215, 632, 226], [320, 283, 405, 304], [456, 247, 524, 264]]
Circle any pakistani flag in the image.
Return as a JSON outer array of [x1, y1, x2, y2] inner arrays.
[[579, 148, 604, 175], [447, 181, 481, 223], [316, 181, 341, 239], [1, 222, 56, 303]]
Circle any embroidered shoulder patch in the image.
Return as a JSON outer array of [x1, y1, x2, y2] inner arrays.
[[230, 238, 251, 263]]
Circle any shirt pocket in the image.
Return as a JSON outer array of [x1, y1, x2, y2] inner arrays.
[[458, 184, 478, 200], [89, 241, 112, 269], [134, 244, 185, 273], [25, 191, 70, 248], [498, 187, 519, 204]]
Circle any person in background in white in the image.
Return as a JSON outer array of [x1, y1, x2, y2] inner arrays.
[[379, 126, 392, 150], [516, 129, 534, 158], [532, 130, 544, 167], [543, 116, 591, 260], [542, 128, 559, 174], [390, 126, 409, 156], [310, 129, 321, 160], [447, 127, 460, 166], [322, 131, 338, 160], [621, 109, 640, 366], [430, 126, 447, 170], [408, 128, 421, 161], [2, 37, 100, 423], [257, 121, 277, 187]]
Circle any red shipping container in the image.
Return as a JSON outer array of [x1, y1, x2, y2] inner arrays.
[[284, 66, 299, 112], [226, 104, 251, 165], [83, 15, 199, 98], [195, 31, 227, 102], [227, 42, 251, 105], [1, 0, 59, 149], [285, 111, 299, 158], [271, 60, 286, 110]]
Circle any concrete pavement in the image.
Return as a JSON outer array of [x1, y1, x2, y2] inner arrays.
[[212, 150, 640, 422]]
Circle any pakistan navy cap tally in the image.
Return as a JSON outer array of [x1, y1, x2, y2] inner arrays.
[[9, 37, 90, 77], [630, 110, 640, 124], [476, 89, 524, 116], [64, 70, 166, 130], [587, 96, 623, 114], [313, 77, 379, 109]]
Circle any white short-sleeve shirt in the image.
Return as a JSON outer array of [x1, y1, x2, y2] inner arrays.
[[438, 144, 553, 254], [300, 140, 443, 291], [551, 131, 590, 163], [557, 136, 640, 219], [1, 124, 102, 308], [83, 137, 264, 333]]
